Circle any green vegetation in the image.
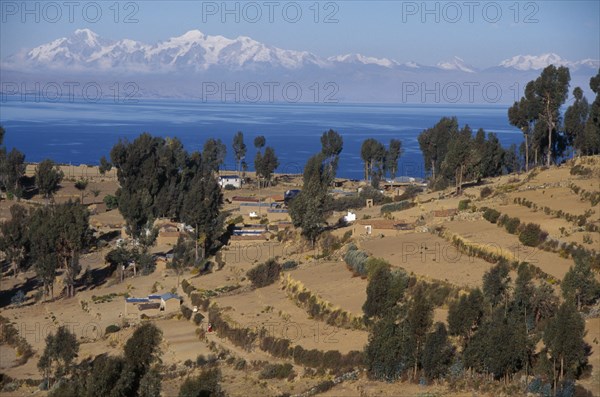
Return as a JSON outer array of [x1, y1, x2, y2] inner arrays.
[[518, 223, 547, 247], [178, 368, 224, 397], [246, 258, 281, 288], [289, 153, 333, 246], [343, 245, 369, 277], [259, 363, 295, 380], [380, 200, 414, 214], [482, 208, 501, 223]]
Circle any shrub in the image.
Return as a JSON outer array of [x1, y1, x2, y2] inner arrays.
[[480, 186, 493, 199], [458, 199, 471, 211], [234, 359, 247, 370], [224, 184, 236, 190], [380, 200, 413, 214], [181, 305, 193, 320], [247, 259, 281, 288], [259, 363, 295, 379], [103, 194, 118, 210], [181, 279, 196, 296], [105, 325, 120, 335], [570, 164, 592, 176], [397, 185, 423, 201], [282, 260, 298, 271], [343, 246, 369, 276], [193, 312, 205, 326], [505, 217, 521, 234], [178, 368, 223, 397], [519, 223, 547, 247], [483, 208, 501, 223]]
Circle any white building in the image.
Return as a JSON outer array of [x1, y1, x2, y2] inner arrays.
[[218, 175, 242, 189]]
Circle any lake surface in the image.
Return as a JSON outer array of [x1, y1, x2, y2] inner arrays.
[[0, 98, 523, 179]]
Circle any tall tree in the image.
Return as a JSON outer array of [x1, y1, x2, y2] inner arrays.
[[232, 131, 247, 178], [422, 323, 454, 381], [385, 139, 402, 180], [508, 84, 539, 171], [418, 117, 458, 183], [118, 323, 163, 396], [98, 156, 112, 175], [481, 132, 505, 178], [360, 138, 385, 183], [202, 138, 227, 173], [543, 302, 587, 391], [442, 124, 475, 193], [0, 147, 26, 199], [255, 146, 279, 186], [564, 87, 589, 157], [447, 288, 484, 344], [289, 154, 331, 247], [363, 262, 393, 319], [29, 205, 59, 297], [36, 159, 64, 203], [482, 261, 511, 311], [320, 129, 343, 179], [405, 284, 434, 380], [531, 65, 571, 166], [561, 255, 600, 310], [181, 164, 223, 261], [0, 204, 30, 278], [253, 135, 266, 151], [38, 325, 79, 388], [110, 133, 187, 242], [54, 201, 89, 297], [581, 69, 600, 155]]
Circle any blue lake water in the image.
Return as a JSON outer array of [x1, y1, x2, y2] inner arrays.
[[0, 98, 523, 179]]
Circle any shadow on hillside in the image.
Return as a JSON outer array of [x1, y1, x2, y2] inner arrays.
[[0, 275, 40, 309]]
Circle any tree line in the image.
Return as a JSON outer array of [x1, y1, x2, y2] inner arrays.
[[363, 254, 599, 394], [509, 66, 600, 170], [417, 67, 600, 190]]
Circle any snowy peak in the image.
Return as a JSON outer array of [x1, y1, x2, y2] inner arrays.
[[499, 53, 568, 70], [498, 53, 599, 71], [9, 29, 324, 72], [4, 30, 598, 77], [328, 53, 398, 68], [436, 56, 476, 73]]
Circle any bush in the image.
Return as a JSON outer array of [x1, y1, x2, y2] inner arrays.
[[224, 184, 236, 190], [282, 260, 298, 271], [396, 185, 423, 201], [178, 368, 222, 397], [193, 312, 205, 325], [480, 186, 493, 198], [247, 259, 281, 288], [343, 246, 369, 276], [483, 208, 501, 223], [259, 363, 295, 379], [181, 279, 196, 296], [570, 164, 592, 176], [103, 194, 118, 210], [381, 200, 413, 214], [519, 223, 547, 247], [105, 325, 120, 335], [458, 199, 471, 211], [505, 217, 521, 234], [181, 305, 193, 320]]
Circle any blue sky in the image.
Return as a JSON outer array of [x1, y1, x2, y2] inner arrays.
[[1, 0, 598, 67]]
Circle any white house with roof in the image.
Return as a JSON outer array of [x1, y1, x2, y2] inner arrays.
[[218, 175, 242, 189]]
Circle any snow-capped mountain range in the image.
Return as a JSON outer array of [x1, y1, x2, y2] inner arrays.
[[3, 29, 598, 73], [2, 29, 598, 104]]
